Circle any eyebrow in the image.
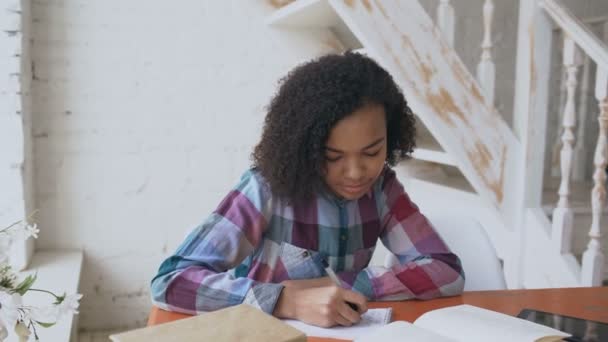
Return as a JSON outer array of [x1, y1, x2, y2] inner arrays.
[[325, 137, 385, 153]]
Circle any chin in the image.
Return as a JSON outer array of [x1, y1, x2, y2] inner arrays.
[[338, 190, 367, 200]]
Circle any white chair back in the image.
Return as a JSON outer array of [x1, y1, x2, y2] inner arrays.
[[374, 212, 507, 291]]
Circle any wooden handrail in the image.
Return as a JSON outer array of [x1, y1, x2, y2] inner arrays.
[[553, 14, 608, 29], [541, 0, 608, 69]]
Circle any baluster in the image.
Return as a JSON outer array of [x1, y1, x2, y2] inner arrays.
[[551, 50, 568, 178], [574, 22, 608, 182], [477, 0, 495, 106], [437, 0, 454, 47], [572, 54, 591, 181], [552, 36, 581, 253], [581, 67, 608, 286]]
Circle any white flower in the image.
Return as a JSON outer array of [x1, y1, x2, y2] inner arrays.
[[29, 304, 60, 323], [0, 322, 7, 341], [57, 293, 82, 317], [4, 222, 38, 242], [0, 214, 76, 338], [23, 223, 38, 240], [0, 291, 22, 330], [14, 321, 30, 342]]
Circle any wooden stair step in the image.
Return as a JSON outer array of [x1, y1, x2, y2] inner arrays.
[[413, 119, 457, 166], [266, 0, 361, 49], [394, 160, 476, 195]]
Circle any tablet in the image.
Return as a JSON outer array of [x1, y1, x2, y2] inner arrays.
[[518, 308, 608, 342]]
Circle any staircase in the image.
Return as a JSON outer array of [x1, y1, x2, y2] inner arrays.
[[543, 178, 608, 280], [267, 0, 608, 289]]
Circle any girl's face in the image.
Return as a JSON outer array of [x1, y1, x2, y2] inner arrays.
[[323, 103, 387, 200]]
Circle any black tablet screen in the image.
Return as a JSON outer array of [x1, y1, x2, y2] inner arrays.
[[517, 309, 608, 342]]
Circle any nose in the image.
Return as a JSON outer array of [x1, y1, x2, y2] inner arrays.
[[344, 157, 365, 182]]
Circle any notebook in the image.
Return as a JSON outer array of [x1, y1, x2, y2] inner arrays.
[[109, 304, 306, 342], [283, 308, 392, 340], [354, 305, 570, 342]]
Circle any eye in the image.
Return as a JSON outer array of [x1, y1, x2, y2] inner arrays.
[[364, 150, 382, 157], [325, 155, 342, 162]]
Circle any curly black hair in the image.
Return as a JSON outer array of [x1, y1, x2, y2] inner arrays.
[[252, 52, 416, 202]]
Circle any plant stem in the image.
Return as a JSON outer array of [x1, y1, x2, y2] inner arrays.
[[0, 220, 22, 233], [27, 288, 61, 300]]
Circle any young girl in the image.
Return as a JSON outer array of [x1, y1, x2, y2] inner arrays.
[[150, 52, 465, 328]]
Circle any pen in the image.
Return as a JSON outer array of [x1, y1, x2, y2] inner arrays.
[[321, 257, 359, 312]]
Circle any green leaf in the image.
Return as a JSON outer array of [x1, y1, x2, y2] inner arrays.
[[14, 273, 37, 295], [54, 292, 66, 305], [35, 321, 56, 328]]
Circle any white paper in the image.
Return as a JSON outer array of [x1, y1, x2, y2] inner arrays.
[[413, 305, 570, 342], [283, 308, 392, 340], [355, 321, 458, 342]]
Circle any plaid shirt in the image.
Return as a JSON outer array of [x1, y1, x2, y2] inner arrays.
[[151, 167, 465, 315]]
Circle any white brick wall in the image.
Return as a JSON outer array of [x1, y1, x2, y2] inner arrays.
[[1, 0, 25, 230], [30, 0, 340, 331], [24, 0, 608, 334], [1, 0, 35, 270]]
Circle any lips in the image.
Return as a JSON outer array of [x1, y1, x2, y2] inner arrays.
[[342, 182, 368, 194]]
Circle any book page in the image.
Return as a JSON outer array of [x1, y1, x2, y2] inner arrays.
[[355, 321, 458, 342], [283, 308, 392, 340], [413, 305, 570, 342]]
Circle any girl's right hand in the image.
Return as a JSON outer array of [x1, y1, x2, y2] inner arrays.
[[273, 285, 368, 328]]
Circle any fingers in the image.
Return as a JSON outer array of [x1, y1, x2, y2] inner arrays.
[[333, 312, 353, 327], [336, 301, 361, 325], [318, 301, 354, 327], [293, 286, 369, 328], [341, 289, 368, 313]]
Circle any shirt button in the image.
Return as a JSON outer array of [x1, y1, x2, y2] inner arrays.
[[341, 234, 347, 241]]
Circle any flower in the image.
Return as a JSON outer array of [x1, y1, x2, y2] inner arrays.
[[23, 223, 39, 240], [14, 321, 30, 342], [0, 322, 7, 340], [4, 222, 39, 242], [57, 293, 83, 317], [0, 292, 22, 330], [0, 215, 82, 340], [29, 305, 60, 323]]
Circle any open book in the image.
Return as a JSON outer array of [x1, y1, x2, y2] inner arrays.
[[355, 305, 570, 342]]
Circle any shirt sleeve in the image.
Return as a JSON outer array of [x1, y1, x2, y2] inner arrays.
[[150, 170, 284, 315], [336, 168, 465, 300]]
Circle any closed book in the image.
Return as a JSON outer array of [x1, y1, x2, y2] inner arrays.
[[110, 304, 306, 342]]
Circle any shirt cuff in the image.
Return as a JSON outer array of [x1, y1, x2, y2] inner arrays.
[[242, 282, 285, 314], [349, 270, 375, 299]]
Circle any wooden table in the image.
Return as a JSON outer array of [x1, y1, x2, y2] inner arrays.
[[147, 287, 608, 341]]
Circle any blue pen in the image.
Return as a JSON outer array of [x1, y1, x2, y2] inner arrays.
[[321, 257, 359, 312]]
